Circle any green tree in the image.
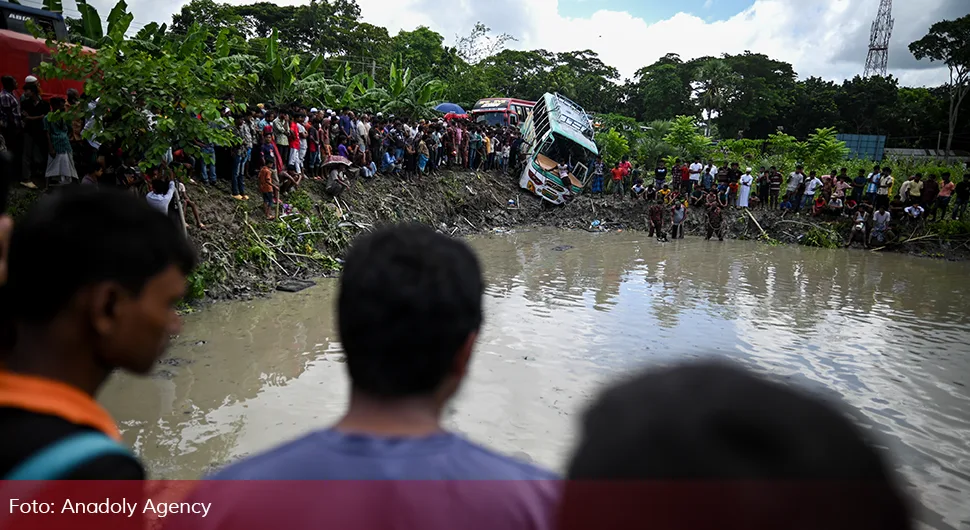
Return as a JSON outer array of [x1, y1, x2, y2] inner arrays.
[[835, 75, 899, 134], [894, 87, 948, 147], [909, 14, 970, 155], [693, 59, 738, 137], [801, 127, 849, 169], [594, 128, 629, 167], [719, 52, 796, 138], [38, 23, 245, 166], [171, 0, 244, 36], [664, 115, 712, 158], [389, 27, 446, 80], [629, 60, 694, 122], [475, 49, 553, 100], [784, 77, 840, 138], [553, 50, 620, 113]]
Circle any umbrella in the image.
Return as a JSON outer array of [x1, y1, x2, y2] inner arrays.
[[435, 103, 465, 114], [322, 155, 353, 168]]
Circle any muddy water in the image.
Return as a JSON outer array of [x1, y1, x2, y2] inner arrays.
[[100, 229, 970, 529]]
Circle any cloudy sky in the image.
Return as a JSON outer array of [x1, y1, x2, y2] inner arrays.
[[32, 0, 968, 86]]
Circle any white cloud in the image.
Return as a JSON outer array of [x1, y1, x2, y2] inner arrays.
[[88, 0, 955, 86]]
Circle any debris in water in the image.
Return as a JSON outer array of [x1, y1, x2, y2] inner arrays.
[[277, 279, 316, 293], [157, 357, 195, 367], [195, 340, 207, 346], [552, 245, 573, 252]]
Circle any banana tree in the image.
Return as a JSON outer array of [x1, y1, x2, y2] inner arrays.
[[380, 60, 445, 119], [69, 0, 133, 47], [319, 63, 371, 110], [360, 58, 445, 119]]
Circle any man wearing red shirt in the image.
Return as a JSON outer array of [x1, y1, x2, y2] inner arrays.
[[619, 157, 632, 177], [611, 165, 625, 201], [288, 119, 301, 170], [680, 164, 691, 193]]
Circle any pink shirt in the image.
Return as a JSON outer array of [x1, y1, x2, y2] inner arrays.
[[939, 182, 956, 198]]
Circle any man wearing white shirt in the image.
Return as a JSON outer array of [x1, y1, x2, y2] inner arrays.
[[800, 171, 822, 212], [786, 165, 805, 202], [904, 204, 924, 220], [146, 171, 176, 214], [688, 158, 703, 193]]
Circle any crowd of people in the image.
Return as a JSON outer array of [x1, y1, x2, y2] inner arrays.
[[0, 188, 913, 530], [1, 74, 524, 224], [594, 155, 969, 247]]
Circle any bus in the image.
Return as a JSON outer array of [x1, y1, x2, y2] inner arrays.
[[517, 93, 598, 205], [469, 98, 535, 128], [0, 2, 86, 99]]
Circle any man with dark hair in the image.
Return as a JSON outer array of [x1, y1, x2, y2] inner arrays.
[[20, 83, 48, 189], [560, 361, 912, 530], [0, 188, 196, 479], [200, 224, 556, 525]]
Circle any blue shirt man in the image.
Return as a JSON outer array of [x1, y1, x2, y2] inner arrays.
[[178, 225, 558, 530]]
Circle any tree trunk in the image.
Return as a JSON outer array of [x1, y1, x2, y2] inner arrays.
[[946, 83, 968, 159]]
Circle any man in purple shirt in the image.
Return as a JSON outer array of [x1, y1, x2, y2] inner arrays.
[[180, 224, 558, 530]]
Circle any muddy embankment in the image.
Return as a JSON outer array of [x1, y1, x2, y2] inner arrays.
[[9, 169, 969, 304]]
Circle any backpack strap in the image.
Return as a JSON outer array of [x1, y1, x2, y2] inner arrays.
[[5, 432, 134, 480]]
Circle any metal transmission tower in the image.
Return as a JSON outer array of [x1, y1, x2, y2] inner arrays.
[[864, 0, 894, 77]]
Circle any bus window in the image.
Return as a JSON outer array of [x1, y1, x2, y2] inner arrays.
[[475, 113, 507, 127]]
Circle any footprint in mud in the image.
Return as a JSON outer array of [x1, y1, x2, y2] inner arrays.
[[157, 357, 195, 367], [552, 245, 574, 252]]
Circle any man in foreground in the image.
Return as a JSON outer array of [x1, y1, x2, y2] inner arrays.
[[188, 224, 557, 529], [0, 188, 195, 479]]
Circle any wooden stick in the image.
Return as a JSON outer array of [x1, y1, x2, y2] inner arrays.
[[745, 209, 769, 240], [244, 219, 289, 276]]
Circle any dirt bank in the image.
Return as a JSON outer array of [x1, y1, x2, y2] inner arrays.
[[8, 169, 969, 303]]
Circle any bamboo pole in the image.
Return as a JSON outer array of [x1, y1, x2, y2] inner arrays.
[[744, 209, 769, 240]]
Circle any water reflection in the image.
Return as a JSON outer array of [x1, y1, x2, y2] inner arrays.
[[100, 229, 970, 529]]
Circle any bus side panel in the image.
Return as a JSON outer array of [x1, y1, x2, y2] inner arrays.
[[0, 32, 86, 99]]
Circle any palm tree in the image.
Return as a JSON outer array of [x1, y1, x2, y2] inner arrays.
[[694, 59, 738, 137]]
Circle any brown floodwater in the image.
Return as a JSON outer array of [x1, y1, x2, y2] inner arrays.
[[99, 228, 970, 529]]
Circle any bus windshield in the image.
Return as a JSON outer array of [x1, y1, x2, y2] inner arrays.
[[539, 133, 595, 182], [475, 113, 507, 127]]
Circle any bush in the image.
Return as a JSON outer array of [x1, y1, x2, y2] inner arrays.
[[929, 219, 970, 238], [802, 226, 842, 249]]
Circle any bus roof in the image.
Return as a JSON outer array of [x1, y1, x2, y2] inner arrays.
[[544, 93, 597, 154], [472, 97, 536, 111]]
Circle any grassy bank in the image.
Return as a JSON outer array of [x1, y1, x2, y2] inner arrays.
[[8, 170, 970, 305]]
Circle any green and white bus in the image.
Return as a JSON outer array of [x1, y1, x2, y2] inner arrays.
[[517, 93, 598, 205]]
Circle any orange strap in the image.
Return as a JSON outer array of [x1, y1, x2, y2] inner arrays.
[[0, 371, 121, 440]]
